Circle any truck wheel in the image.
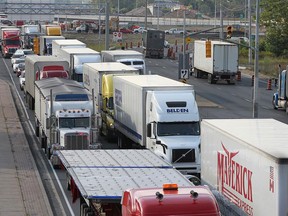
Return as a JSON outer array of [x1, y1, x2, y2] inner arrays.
[[35, 121, 39, 137], [80, 203, 88, 216], [208, 74, 213, 84], [272, 96, 277, 109], [46, 146, 51, 160]]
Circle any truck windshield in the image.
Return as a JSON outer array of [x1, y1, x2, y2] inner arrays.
[[157, 122, 200, 136], [6, 40, 21, 46], [59, 117, 90, 128]]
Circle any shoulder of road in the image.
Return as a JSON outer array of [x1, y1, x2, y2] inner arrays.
[[0, 80, 53, 216]]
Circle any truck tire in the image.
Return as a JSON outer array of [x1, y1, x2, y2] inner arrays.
[[272, 96, 277, 109], [46, 146, 51, 160], [35, 120, 39, 137], [208, 74, 213, 84], [80, 203, 88, 216]]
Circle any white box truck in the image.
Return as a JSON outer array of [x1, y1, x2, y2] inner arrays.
[[52, 39, 86, 57], [25, 55, 69, 110], [193, 40, 238, 84], [101, 50, 146, 75], [39, 35, 65, 55], [201, 118, 288, 216], [113, 75, 201, 177], [83, 62, 139, 141], [57, 47, 101, 83]]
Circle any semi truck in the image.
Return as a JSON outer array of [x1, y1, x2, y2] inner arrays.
[[39, 35, 65, 55], [52, 39, 86, 57], [20, 24, 42, 49], [82, 62, 139, 141], [57, 149, 220, 216], [142, 29, 165, 59], [34, 78, 99, 165], [273, 65, 288, 112], [0, 27, 21, 58], [201, 118, 288, 216], [57, 47, 101, 83], [113, 75, 201, 177], [193, 40, 239, 84], [101, 50, 146, 75], [25, 55, 69, 110]]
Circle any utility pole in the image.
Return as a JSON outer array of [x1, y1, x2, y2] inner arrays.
[[183, 9, 186, 73], [157, 1, 159, 30], [105, 0, 110, 50], [220, 0, 223, 39], [145, 0, 148, 30], [253, 0, 260, 118], [248, 0, 252, 64]]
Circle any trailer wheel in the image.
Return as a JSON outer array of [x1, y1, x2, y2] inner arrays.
[[272, 96, 278, 109], [46, 146, 51, 159], [35, 120, 39, 137]]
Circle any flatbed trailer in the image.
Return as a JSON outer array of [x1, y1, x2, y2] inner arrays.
[[58, 149, 194, 216]]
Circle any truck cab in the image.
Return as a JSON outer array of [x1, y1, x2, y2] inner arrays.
[[273, 66, 288, 112], [121, 184, 221, 216], [146, 90, 201, 176], [1, 28, 21, 58]]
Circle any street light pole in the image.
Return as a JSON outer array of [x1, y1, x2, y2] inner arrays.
[[253, 0, 260, 118], [145, 0, 148, 30], [248, 0, 252, 64], [220, 0, 223, 39], [105, 0, 110, 50]]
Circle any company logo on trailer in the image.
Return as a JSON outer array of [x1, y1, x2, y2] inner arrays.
[[167, 108, 189, 113], [217, 143, 253, 216]]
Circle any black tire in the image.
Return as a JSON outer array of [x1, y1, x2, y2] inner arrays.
[[272, 96, 278, 109], [46, 146, 51, 160], [80, 203, 88, 216], [35, 120, 39, 137]]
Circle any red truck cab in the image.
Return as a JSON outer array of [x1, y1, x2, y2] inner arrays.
[[121, 184, 221, 216], [36, 65, 69, 80], [1, 28, 21, 58]]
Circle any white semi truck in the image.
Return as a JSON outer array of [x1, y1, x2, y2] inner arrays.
[[57, 47, 101, 83], [52, 39, 86, 57], [113, 75, 201, 177], [101, 50, 146, 75], [34, 78, 99, 165], [193, 40, 239, 84], [201, 118, 288, 216], [24, 55, 69, 110], [83, 62, 139, 141], [57, 149, 220, 216]]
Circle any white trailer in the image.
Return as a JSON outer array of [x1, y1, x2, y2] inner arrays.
[[34, 78, 99, 165], [52, 39, 86, 57], [83, 62, 139, 140], [39, 35, 65, 55], [201, 118, 288, 216], [113, 75, 201, 176], [24, 55, 69, 110], [193, 40, 238, 84], [101, 50, 146, 75], [57, 149, 195, 215], [57, 47, 101, 83]]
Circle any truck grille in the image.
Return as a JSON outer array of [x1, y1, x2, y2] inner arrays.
[[172, 149, 195, 163], [8, 48, 17, 54], [64, 132, 89, 150]]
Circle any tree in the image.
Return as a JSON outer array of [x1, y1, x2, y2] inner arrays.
[[260, 0, 288, 56]]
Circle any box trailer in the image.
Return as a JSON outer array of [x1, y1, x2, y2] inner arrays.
[[201, 118, 288, 216], [39, 35, 65, 56], [193, 40, 238, 84], [52, 39, 86, 57]]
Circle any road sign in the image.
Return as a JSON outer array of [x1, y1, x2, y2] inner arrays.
[[180, 69, 189, 79], [113, 31, 122, 42], [186, 37, 191, 44]]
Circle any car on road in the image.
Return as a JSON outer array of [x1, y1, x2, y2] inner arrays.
[[165, 28, 185, 34], [119, 27, 133, 34], [11, 49, 34, 67], [16, 62, 25, 77], [19, 70, 25, 91], [13, 56, 26, 73]]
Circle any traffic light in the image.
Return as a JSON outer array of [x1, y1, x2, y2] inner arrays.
[[205, 40, 211, 58], [226, 26, 233, 38], [33, 37, 39, 55]]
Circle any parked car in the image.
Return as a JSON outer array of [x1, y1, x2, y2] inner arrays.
[[119, 27, 133, 34], [165, 28, 185, 34], [133, 27, 145, 34], [13, 56, 26, 73], [19, 70, 25, 91], [11, 49, 34, 67]]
